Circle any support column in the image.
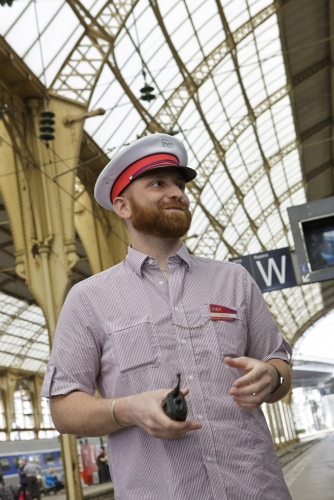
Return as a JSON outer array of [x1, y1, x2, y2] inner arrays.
[[0, 372, 17, 440], [0, 90, 130, 497], [74, 189, 129, 273], [29, 375, 44, 437], [0, 95, 86, 500]]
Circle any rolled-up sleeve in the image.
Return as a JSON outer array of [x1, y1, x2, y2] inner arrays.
[[243, 269, 292, 364], [41, 285, 101, 398]]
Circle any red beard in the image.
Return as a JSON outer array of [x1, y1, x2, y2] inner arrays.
[[129, 197, 192, 238]]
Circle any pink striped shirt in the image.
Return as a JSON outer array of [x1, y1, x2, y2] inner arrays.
[[42, 244, 292, 499]]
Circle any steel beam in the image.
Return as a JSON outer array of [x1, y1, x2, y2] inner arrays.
[[51, 0, 140, 106]]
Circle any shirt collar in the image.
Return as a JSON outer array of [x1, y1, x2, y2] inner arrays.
[[174, 243, 192, 270], [126, 244, 192, 276]]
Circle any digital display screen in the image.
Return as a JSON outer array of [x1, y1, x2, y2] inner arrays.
[[301, 215, 334, 272]]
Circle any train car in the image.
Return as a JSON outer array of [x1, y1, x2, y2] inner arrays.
[[0, 437, 103, 490], [0, 438, 62, 489]]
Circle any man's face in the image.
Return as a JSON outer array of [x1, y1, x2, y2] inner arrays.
[[123, 168, 192, 238]]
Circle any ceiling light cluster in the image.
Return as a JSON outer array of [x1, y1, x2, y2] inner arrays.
[[139, 82, 155, 102], [39, 109, 55, 142]]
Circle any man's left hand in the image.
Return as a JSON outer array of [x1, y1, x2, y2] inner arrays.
[[225, 356, 278, 408]]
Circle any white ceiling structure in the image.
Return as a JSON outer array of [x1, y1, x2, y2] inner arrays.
[[0, 0, 333, 373]]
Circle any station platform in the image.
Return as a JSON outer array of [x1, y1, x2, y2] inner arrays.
[[41, 433, 334, 500], [282, 432, 334, 499], [51, 482, 114, 500]]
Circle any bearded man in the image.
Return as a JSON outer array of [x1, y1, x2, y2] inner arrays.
[[42, 134, 292, 499]]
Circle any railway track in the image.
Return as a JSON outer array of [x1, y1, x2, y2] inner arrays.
[[277, 438, 321, 467]]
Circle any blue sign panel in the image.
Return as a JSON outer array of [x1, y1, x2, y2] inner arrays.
[[230, 247, 297, 293], [227, 255, 253, 276], [299, 263, 309, 273]]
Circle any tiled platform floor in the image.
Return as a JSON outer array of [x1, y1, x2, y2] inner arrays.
[[44, 481, 113, 500], [283, 432, 334, 500]]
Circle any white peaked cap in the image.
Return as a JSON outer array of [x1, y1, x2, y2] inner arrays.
[[94, 133, 197, 211]]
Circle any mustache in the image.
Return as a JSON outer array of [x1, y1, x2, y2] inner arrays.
[[159, 201, 189, 211]]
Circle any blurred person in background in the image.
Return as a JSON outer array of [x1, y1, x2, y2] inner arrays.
[[45, 467, 64, 494], [23, 459, 40, 500], [96, 448, 110, 483], [17, 458, 28, 500], [0, 464, 3, 486]]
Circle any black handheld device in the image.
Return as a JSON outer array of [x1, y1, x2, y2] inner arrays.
[[162, 373, 187, 421]]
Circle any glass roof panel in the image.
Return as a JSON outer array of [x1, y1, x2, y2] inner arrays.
[[210, 171, 235, 205], [254, 176, 275, 209], [0, 292, 48, 373], [222, 0, 250, 32], [247, 235, 262, 254], [244, 189, 262, 220], [249, 0, 274, 18], [193, 9, 224, 55], [0, 0, 326, 369]]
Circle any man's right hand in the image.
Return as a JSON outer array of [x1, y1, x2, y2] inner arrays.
[[114, 388, 201, 439]]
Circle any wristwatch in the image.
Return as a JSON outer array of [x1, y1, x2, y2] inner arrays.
[[270, 366, 284, 394]]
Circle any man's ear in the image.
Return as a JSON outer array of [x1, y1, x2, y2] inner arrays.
[[113, 196, 132, 219]]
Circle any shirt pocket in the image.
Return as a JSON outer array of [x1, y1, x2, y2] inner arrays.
[[209, 306, 247, 358], [105, 315, 162, 377]]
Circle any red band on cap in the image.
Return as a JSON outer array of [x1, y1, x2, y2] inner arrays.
[[111, 153, 180, 203]]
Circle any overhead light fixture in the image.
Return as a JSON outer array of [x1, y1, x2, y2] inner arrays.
[[140, 83, 155, 102], [0, 104, 9, 119], [132, 10, 156, 104], [39, 109, 55, 142], [167, 129, 179, 136]]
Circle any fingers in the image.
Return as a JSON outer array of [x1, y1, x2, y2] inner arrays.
[[224, 356, 249, 368], [229, 384, 269, 408], [225, 356, 268, 387], [151, 392, 201, 439], [226, 356, 273, 407], [126, 387, 201, 440], [146, 413, 201, 440], [224, 356, 256, 386]]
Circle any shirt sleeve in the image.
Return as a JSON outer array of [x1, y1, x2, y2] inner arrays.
[[243, 269, 292, 364], [41, 285, 101, 398]]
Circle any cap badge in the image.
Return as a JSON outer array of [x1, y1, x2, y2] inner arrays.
[[162, 138, 174, 148]]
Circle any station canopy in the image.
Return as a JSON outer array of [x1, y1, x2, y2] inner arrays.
[[0, 0, 332, 374]]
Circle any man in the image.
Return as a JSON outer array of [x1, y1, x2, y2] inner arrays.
[[96, 448, 110, 483], [42, 133, 292, 499], [18, 458, 28, 500], [23, 459, 41, 500]]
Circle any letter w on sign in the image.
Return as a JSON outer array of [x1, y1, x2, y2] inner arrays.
[[255, 256, 286, 287]]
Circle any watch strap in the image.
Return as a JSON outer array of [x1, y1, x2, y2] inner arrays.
[[270, 365, 284, 394]]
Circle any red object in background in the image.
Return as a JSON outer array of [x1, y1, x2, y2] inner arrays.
[[18, 492, 26, 500], [80, 444, 98, 484]]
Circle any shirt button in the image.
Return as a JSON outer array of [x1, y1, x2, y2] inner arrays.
[[148, 259, 154, 264], [174, 306, 179, 311], [197, 414, 203, 420], [159, 280, 164, 285], [181, 339, 186, 345], [188, 375, 194, 381], [206, 456, 213, 462]]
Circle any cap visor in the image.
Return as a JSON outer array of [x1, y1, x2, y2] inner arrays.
[[135, 164, 197, 182]]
